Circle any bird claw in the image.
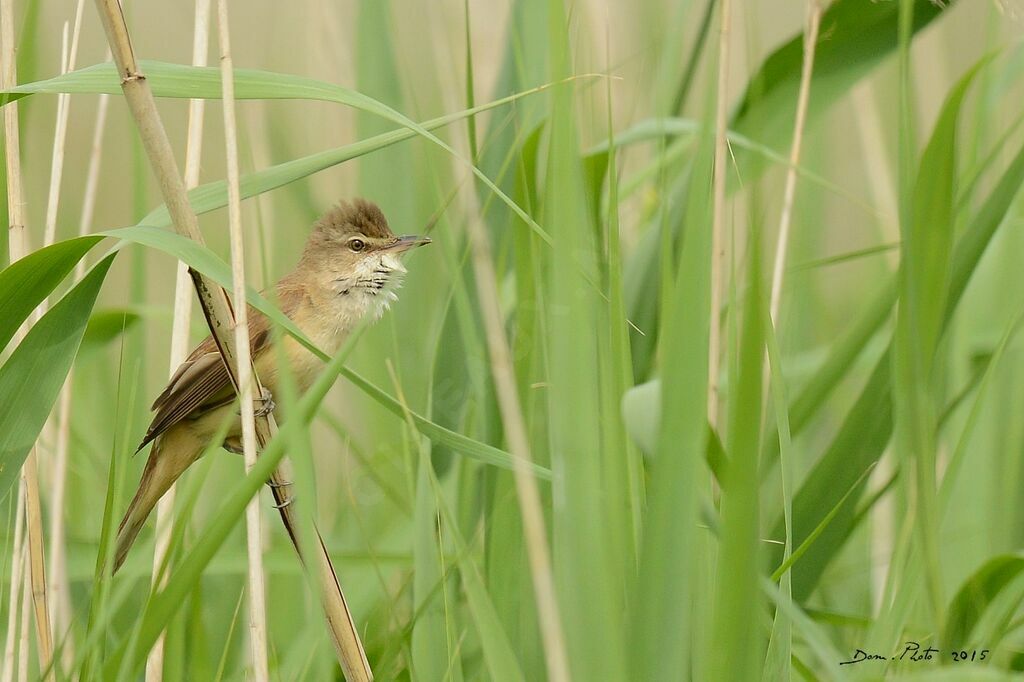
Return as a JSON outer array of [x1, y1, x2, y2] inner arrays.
[[267, 478, 294, 507], [272, 495, 295, 509], [253, 388, 276, 417]]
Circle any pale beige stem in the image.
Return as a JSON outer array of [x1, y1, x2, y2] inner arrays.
[[48, 77, 110, 681], [2, 0, 53, 671], [767, 0, 822, 324], [1, 484, 27, 682], [459, 185, 572, 682], [91, 0, 371, 677], [21, 458, 53, 673], [0, 0, 24, 259], [16, 567, 28, 682], [216, 1, 270, 679], [47, 385, 74, 666], [147, 0, 208, 677], [708, 0, 731, 428], [42, 0, 86, 247], [78, 89, 112, 266], [44, 8, 87, 673]]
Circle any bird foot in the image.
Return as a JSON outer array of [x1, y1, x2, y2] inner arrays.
[[253, 388, 276, 417], [267, 478, 294, 507], [272, 495, 295, 509]]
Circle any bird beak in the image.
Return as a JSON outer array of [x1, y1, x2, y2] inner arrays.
[[385, 235, 432, 253]]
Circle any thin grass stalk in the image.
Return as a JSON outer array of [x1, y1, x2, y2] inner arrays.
[[767, 0, 821, 324], [0, 0, 24, 259], [147, 1, 209, 677], [16, 567, 28, 682], [47, 381, 74, 668], [47, 72, 110, 677], [21, 458, 52, 675], [1, 0, 53, 670], [42, 0, 85, 246], [759, 5, 820, 679], [1, 485, 26, 682], [42, 10, 87, 673], [708, 0, 731, 428], [458, 183, 571, 682], [216, 1, 270, 679], [90, 1, 371, 677]]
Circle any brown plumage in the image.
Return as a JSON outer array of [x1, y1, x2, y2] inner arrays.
[[113, 199, 430, 572]]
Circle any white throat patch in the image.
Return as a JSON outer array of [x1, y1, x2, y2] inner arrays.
[[329, 252, 407, 327]]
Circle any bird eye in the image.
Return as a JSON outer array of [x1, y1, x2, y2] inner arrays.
[[349, 238, 366, 252]]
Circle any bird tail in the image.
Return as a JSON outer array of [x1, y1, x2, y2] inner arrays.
[[113, 429, 202, 573]]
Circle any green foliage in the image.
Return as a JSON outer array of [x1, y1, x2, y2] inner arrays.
[[944, 555, 1024, 651], [0, 255, 113, 499]]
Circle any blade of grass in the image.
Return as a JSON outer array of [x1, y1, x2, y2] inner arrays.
[[544, 2, 626, 679], [0, 60, 580, 248], [0, 236, 104, 352], [137, 79, 580, 230], [710, 217, 764, 681], [892, 60, 984, 626], [0, 256, 115, 501], [147, 1, 209, 679], [630, 93, 714, 681]]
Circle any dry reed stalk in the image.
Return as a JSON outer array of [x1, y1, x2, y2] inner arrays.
[[457, 183, 571, 682], [38, 10, 87, 675], [1, 485, 27, 682], [1, 0, 54, 671], [215, 0, 270, 678], [90, 0, 371, 677], [42, 0, 85, 247], [146, 2, 209, 680], [48, 82, 110, 682], [16, 568, 28, 682], [707, 0, 731, 429], [49, 55, 111, 660], [767, 0, 822, 323], [760, 5, 822, 596], [20, 457, 52, 674], [0, 0, 24, 259]]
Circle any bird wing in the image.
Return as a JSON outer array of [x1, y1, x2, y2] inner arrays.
[[136, 306, 273, 452]]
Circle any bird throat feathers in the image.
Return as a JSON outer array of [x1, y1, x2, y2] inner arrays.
[[327, 251, 407, 328]]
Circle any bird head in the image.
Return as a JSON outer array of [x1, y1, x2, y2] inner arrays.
[[301, 199, 430, 307]]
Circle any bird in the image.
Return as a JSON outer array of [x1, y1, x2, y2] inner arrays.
[[112, 199, 430, 572]]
